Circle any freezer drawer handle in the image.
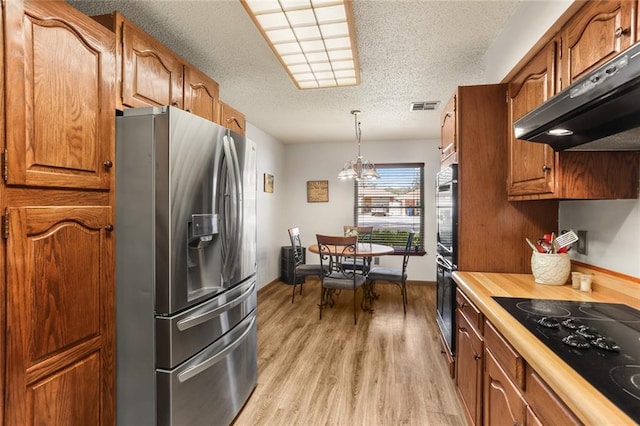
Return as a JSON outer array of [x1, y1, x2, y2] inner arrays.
[[177, 314, 256, 383], [176, 280, 256, 331]]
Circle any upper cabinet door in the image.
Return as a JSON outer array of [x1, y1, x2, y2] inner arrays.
[[507, 41, 557, 198], [120, 15, 183, 109], [440, 94, 457, 166], [561, 0, 634, 88], [4, 0, 115, 190], [219, 102, 246, 136], [184, 65, 220, 123]]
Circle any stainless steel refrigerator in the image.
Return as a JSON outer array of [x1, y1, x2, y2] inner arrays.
[[115, 106, 257, 426]]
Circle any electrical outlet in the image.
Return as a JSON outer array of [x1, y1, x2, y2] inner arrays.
[[577, 230, 588, 255], [374, 257, 380, 265]]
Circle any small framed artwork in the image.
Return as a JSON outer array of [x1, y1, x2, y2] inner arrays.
[[307, 180, 329, 202], [264, 173, 274, 193]]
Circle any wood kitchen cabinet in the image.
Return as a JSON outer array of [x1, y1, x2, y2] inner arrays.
[[455, 289, 483, 426], [5, 0, 115, 190], [219, 101, 246, 135], [92, 11, 220, 123], [484, 347, 526, 426], [483, 320, 582, 426], [453, 288, 581, 426], [560, 0, 635, 88], [449, 85, 557, 273], [508, 41, 558, 198], [93, 12, 183, 110], [184, 65, 220, 123], [5, 205, 114, 426], [525, 367, 582, 426], [507, 39, 640, 200], [2, 1, 116, 424], [439, 94, 456, 166]]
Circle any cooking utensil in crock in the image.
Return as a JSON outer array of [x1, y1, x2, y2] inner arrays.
[[553, 230, 579, 252]]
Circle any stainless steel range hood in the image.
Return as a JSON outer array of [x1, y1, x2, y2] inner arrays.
[[513, 41, 640, 151]]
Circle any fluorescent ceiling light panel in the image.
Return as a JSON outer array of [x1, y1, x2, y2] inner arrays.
[[241, 0, 360, 89]]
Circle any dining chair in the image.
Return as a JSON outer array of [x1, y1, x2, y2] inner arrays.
[[287, 227, 328, 303], [316, 234, 367, 325], [342, 226, 374, 274], [366, 231, 416, 315]]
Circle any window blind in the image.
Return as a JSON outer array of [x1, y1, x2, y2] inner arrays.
[[353, 163, 425, 253]]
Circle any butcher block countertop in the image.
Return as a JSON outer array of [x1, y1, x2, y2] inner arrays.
[[452, 264, 640, 426]]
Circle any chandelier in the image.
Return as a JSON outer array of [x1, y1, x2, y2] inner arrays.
[[338, 110, 380, 181]]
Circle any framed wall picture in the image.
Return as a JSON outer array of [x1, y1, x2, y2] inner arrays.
[[264, 173, 274, 193], [307, 180, 329, 202]]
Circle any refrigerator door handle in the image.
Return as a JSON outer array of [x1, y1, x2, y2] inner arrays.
[[176, 280, 256, 331], [220, 135, 237, 278], [177, 313, 256, 383], [227, 136, 244, 262], [221, 134, 244, 280]]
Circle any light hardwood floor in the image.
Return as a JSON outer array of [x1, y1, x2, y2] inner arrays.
[[233, 279, 465, 425]]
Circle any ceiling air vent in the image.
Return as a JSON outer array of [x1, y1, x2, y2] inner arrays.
[[410, 101, 440, 111]]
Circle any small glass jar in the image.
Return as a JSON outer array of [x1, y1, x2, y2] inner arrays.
[[580, 274, 593, 292], [571, 272, 582, 290]]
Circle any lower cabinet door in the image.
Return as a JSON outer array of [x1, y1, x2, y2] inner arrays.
[[455, 311, 483, 425], [5, 206, 114, 425], [484, 348, 526, 426]]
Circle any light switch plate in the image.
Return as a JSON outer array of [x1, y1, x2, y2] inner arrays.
[[577, 230, 588, 255]]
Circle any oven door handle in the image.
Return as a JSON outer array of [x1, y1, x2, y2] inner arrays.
[[436, 255, 453, 270]]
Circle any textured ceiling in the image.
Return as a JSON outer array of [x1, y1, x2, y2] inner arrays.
[[67, 0, 521, 144]]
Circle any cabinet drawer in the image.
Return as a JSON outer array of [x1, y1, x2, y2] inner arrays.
[[525, 367, 582, 426], [456, 288, 482, 333], [485, 320, 524, 389]]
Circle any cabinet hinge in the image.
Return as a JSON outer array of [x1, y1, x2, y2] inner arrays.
[[2, 149, 7, 182], [2, 212, 9, 240]]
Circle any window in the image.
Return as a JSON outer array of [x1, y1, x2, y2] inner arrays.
[[353, 163, 424, 254]]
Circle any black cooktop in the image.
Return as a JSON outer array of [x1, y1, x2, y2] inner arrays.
[[492, 297, 640, 423]]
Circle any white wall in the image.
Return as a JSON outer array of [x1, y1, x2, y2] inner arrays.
[[247, 123, 287, 290], [485, 1, 640, 278], [559, 200, 640, 278], [248, 124, 441, 287], [283, 139, 441, 282]]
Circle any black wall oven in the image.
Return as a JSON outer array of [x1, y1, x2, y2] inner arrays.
[[436, 164, 458, 356]]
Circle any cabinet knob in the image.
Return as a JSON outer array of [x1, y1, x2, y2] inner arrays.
[[474, 354, 481, 360], [542, 165, 551, 172], [104, 224, 114, 232], [103, 160, 113, 169], [615, 27, 630, 38], [172, 101, 180, 107]]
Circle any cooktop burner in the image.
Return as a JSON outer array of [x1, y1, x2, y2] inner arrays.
[[492, 297, 640, 422]]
